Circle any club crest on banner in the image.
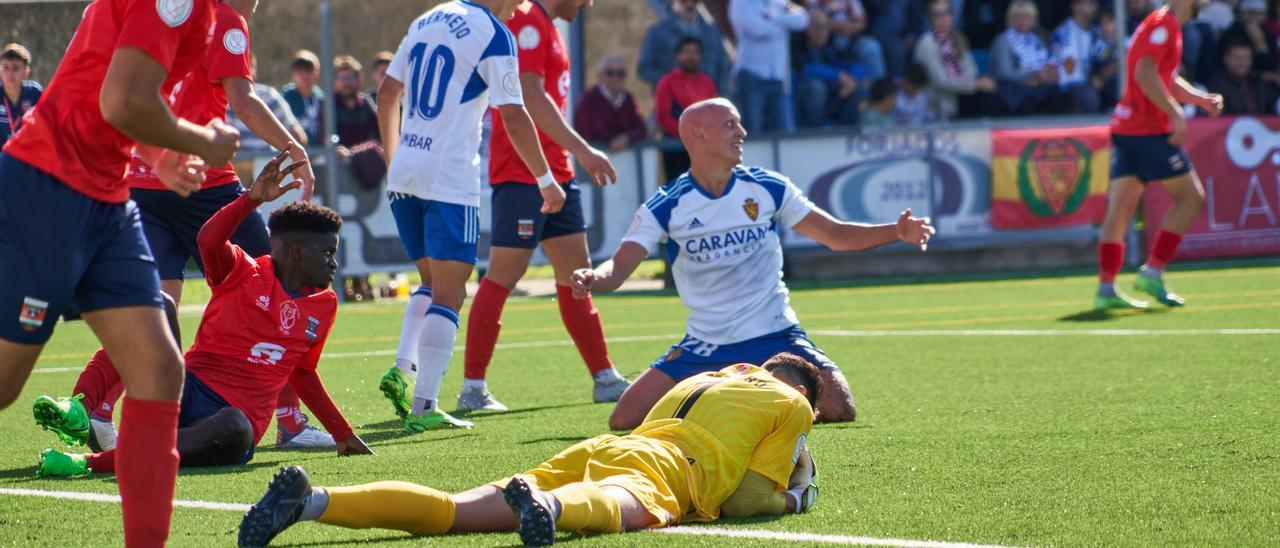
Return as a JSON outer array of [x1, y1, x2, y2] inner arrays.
[[1016, 137, 1093, 217]]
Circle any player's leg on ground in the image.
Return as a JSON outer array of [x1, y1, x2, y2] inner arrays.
[[464, 246, 533, 388], [58, 406, 255, 475], [83, 305, 184, 547], [816, 369, 856, 423], [0, 339, 43, 410], [542, 233, 630, 402], [1095, 176, 1149, 310], [608, 368, 678, 430], [1134, 172, 1204, 306], [406, 259, 473, 431]]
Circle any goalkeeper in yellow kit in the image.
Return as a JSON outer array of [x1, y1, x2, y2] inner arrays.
[[238, 353, 822, 547]]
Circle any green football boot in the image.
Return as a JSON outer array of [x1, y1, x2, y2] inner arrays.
[[379, 366, 413, 419], [1093, 291, 1150, 311], [33, 394, 91, 446], [37, 449, 89, 478], [1134, 270, 1185, 307], [404, 409, 473, 432]]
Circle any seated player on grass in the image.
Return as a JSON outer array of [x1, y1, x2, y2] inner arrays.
[[33, 148, 372, 477], [237, 353, 822, 547], [570, 98, 935, 429]]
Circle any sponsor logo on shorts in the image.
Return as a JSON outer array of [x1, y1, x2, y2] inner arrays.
[[306, 316, 320, 340], [248, 342, 286, 366], [1169, 154, 1185, 171], [517, 219, 535, 239], [18, 297, 48, 333], [279, 301, 299, 332]]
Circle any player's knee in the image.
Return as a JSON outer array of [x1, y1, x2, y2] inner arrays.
[[0, 384, 22, 410], [212, 407, 255, 453], [607, 406, 642, 431]]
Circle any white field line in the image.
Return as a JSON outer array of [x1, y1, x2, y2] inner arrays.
[[28, 328, 1278, 375], [0, 487, 1009, 547]]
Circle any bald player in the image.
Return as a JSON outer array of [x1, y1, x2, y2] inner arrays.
[[571, 98, 934, 429]]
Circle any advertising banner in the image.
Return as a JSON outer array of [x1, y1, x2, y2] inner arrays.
[[1143, 117, 1280, 259], [991, 125, 1110, 229]]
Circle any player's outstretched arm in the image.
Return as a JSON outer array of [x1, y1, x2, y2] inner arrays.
[[570, 242, 648, 299], [376, 76, 404, 164], [498, 103, 566, 214], [793, 207, 934, 253], [719, 470, 790, 518], [225, 77, 316, 200], [519, 71, 618, 186], [101, 48, 240, 171], [1171, 75, 1224, 117], [290, 331, 373, 456]]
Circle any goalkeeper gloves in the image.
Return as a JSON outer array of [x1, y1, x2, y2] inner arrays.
[[786, 444, 818, 513]]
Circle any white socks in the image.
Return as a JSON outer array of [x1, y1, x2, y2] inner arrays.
[[395, 285, 432, 375], [593, 368, 625, 383], [412, 305, 458, 416], [462, 378, 487, 391]]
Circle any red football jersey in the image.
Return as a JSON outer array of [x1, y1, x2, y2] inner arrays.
[[1111, 7, 1182, 136], [1, 0, 216, 204], [130, 1, 251, 190], [489, 0, 574, 184], [184, 246, 337, 443]]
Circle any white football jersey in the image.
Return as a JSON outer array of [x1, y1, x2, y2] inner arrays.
[[623, 166, 817, 345], [385, 1, 523, 206]]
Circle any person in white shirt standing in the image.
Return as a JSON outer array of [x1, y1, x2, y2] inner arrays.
[[1053, 0, 1102, 113], [729, 0, 809, 133], [570, 98, 935, 429], [374, 0, 565, 433]]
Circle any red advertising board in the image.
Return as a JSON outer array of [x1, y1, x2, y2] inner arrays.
[[1143, 117, 1280, 259]]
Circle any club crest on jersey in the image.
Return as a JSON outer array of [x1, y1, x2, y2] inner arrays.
[[743, 198, 759, 221], [256, 295, 271, 311], [18, 297, 48, 333], [156, 0, 193, 28], [279, 301, 299, 332], [223, 29, 247, 55], [663, 347, 683, 362], [306, 317, 320, 340], [517, 219, 535, 239]]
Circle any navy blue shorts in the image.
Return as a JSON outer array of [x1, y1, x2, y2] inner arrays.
[[0, 154, 163, 344], [652, 326, 840, 382], [489, 182, 585, 248], [131, 183, 270, 280], [388, 192, 479, 264], [1110, 133, 1192, 183], [180, 371, 254, 465]]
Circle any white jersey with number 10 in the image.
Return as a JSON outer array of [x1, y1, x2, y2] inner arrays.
[[386, 0, 522, 207]]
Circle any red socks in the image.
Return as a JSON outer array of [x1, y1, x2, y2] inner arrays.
[[1146, 230, 1183, 272], [86, 449, 116, 474], [555, 284, 614, 375], [1098, 242, 1124, 284], [117, 396, 180, 548], [464, 278, 510, 381], [275, 385, 305, 432], [72, 349, 122, 419]]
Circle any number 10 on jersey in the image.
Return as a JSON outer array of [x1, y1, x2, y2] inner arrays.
[[406, 43, 455, 121]]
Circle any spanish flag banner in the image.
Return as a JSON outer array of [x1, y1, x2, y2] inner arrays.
[[991, 125, 1111, 229]]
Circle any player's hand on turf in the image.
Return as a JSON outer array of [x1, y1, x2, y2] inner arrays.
[[580, 145, 619, 186], [1201, 93, 1224, 117], [202, 118, 241, 167], [570, 268, 596, 300], [1167, 110, 1187, 146], [539, 182, 567, 214], [335, 433, 374, 456], [247, 144, 307, 203], [155, 150, 207, 197], [289, 146, 317, 201], [896, 208, 935, 252]]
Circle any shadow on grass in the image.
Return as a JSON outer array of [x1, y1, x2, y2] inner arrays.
[[518, 435, 594, 446], [1058, 307, 1168, 322], [460, 402, 598, 421]]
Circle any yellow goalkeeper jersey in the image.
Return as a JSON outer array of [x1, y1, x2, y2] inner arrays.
[[632, 364, 814, 521]]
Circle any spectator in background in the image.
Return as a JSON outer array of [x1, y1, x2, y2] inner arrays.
[[729, 0, 809, 133], [226, 54, 308, 152], [1267, 0, 1280, 39], [1197, 0, 1235, 34], [816, 0, 886, 82], [991, 0, 1060, 115], [654, 37, 717, 182], [332, 55, 380, 302], [962, 0, 1012, 49], [1090, 10, 1121, 109], [859, 77, 896, 127], [893, 63, 939, 124], [1208, 41, 1279, 114], [639, 0, 732, 94], [367, 51, 393, 102], [1221, 0, 1280, 83], [864, 0, 925, 79], [0, 43, 41, 149], [1052, 0, 1102, 113], [282, 49, 324, 145], [573, 53, 648, 153], [792, 9, 863, 127], [914, 0, 996, 120], [1126, 0, 1156, 34]]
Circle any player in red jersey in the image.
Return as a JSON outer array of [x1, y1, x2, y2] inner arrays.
[[0, 0, 236, 545], [1095, 0, 1223, 311], [460, 0, 629, 414], [76, 0, 330, 453], [33, 147, 371, 477]]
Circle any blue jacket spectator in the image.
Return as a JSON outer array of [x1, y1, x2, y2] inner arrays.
[[1051, 0, 1102, 113], [729, 0, 809, 132], [791, 10, 862, 127], [282, 49, 324, 145], [639, 0, 732, 94], [863, 0, 925, 78], [0, 43, 42, 149]]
